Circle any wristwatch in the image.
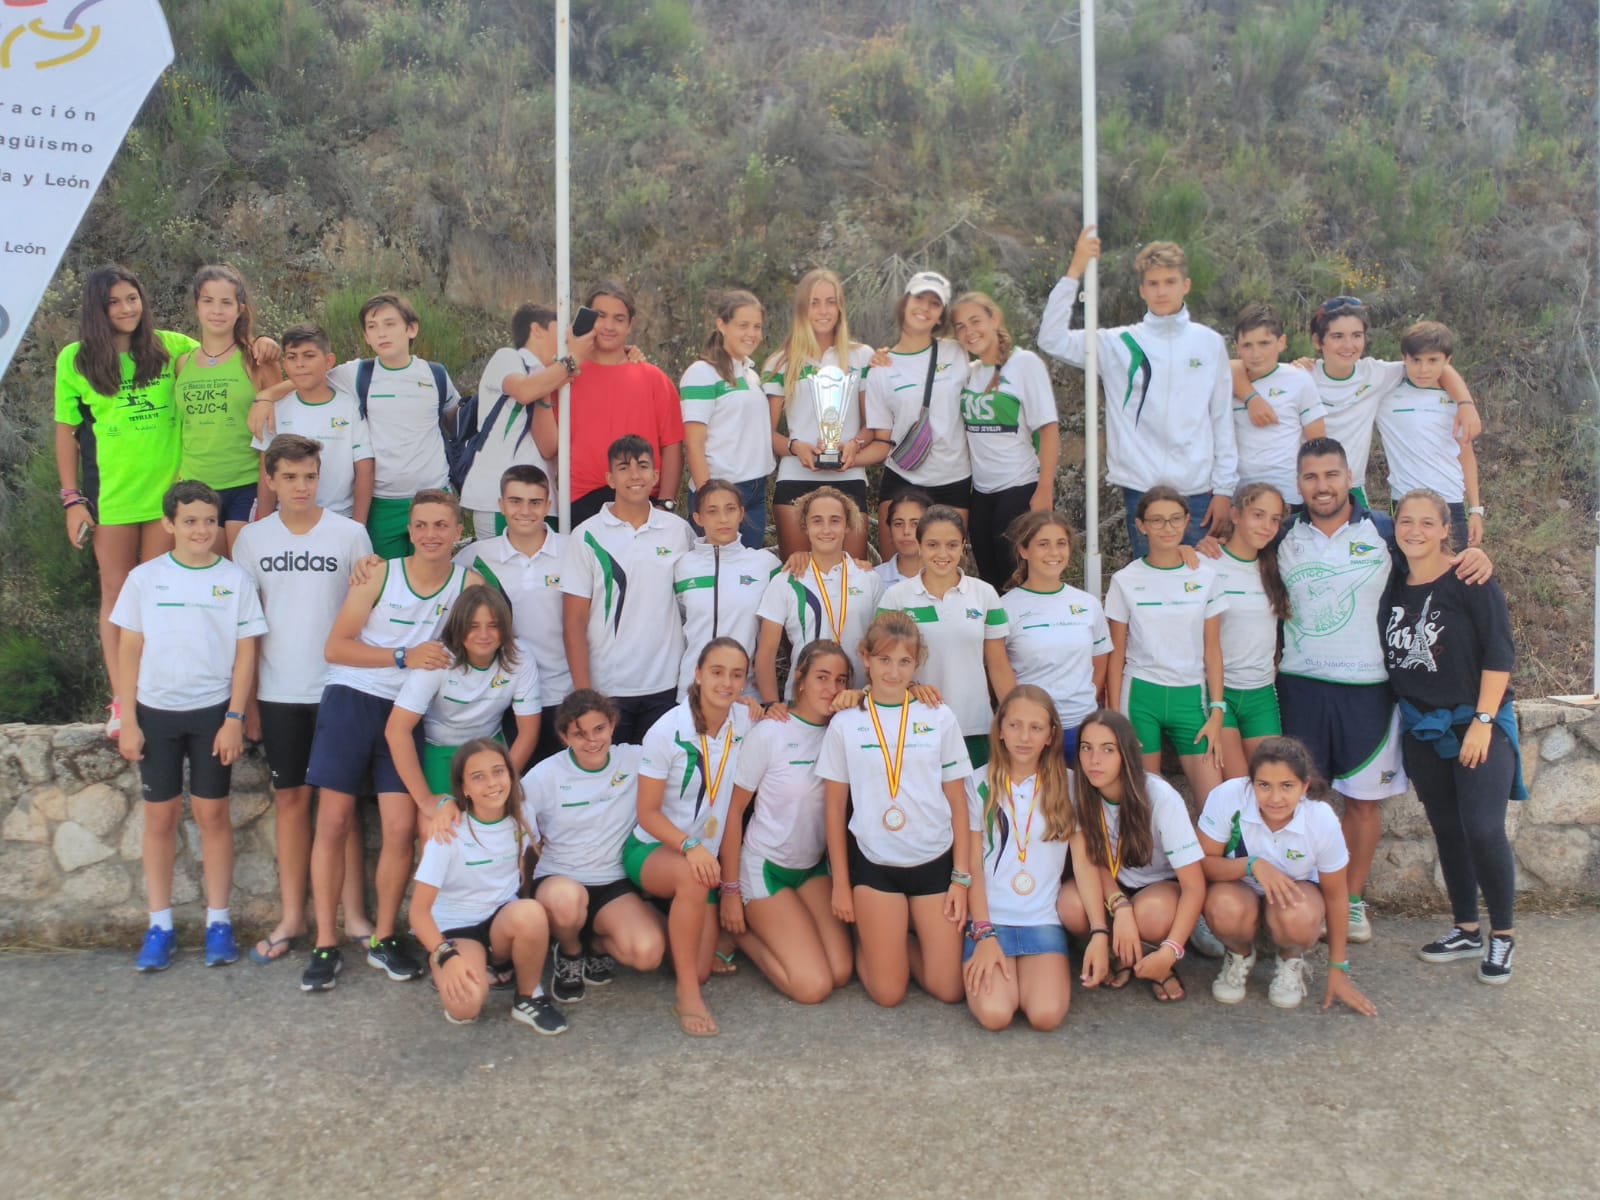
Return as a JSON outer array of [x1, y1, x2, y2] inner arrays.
[[1473, 711, 1494, 724], [393, 647, 408, 669], [1468, 505, 1486, 516], [652, 498, 677, 513]]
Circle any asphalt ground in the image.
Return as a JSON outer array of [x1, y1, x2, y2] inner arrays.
[[0, 912, 1595, 1199]]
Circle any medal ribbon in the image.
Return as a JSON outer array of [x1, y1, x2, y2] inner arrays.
[[1001, 773, 1037, 866], [810, 555, 848, 642], [698, 722, 734, 816], [866, 691, 910, 800], [1099, 801, 1122, 879]]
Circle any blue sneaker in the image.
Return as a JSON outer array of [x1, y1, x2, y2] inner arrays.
[[204, 922, 239, 967], [135, 926, 177, 972]]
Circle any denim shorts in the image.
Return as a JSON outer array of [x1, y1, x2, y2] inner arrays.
[[961, 922, 1070, 962]]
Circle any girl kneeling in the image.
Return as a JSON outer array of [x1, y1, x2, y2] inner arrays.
[[964, 687, 1109, 1031], [820, 612, 972, 1006], [411, 740, 565, 1032], [1198, 737, 1376, 1014]]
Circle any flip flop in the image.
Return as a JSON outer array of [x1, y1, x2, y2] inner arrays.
[[1150, 969, 1187, 1003], [248, 934, 304, 965], [671, 1004, 719, 1037], [710, 949, 739, 976], [488, 960, 516, 990], [1106, 959, 1134, 989]]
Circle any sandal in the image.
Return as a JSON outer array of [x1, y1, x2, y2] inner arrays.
[[671, 1004, 719, 1037], [248, 933, 304, 965], [1150, 970, 1187, 1003], [488, 960, 516, 990], [711, 949, 739, 976], [1106, 961, 1134, 990]]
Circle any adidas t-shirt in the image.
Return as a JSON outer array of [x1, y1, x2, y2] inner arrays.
[[1103, 558, 1228, 689], [1212, 548, 1277, 691], [680, 358, 776, 483], [1197, 777, 1348, 897], [967, 768, 1070, 927], [328, 357, 457, 498], [732, 715, 829, 870], [756, 557, 883, 699], [635, 701, 751, 855], [456, 532, 570, 708], [234, 510, 374, 703], [674, 539, 781, 697], [414, 813, 522, 929], [960, 349, 1059, 494], [1000, 583, 1110, 728], [1233, 365, 1325, 502], [877, 573, 1009, 736], [1312, 358, 1406, 493], [764, 344, 874, 485], [522, 745, 643, 886], [863, 341, 971, 487], [1376, 379, 1466, 502], [109, 553, 268, 711], [1093, 772, 1202, 890], [393, 639, 541, 747], [251, 389, 373, 518]]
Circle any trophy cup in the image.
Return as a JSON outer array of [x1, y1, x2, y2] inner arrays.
[[805, 365, 855, 470]]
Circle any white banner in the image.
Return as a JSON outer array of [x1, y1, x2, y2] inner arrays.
[[0, 0, 173, 382]]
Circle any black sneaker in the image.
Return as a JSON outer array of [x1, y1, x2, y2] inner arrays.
[[301, 946, 343, 992], [366, 935, 424, 981], [584, 952, 616, 987], [551, 946, 585, 1003], [1478, 933, 1515, 985], [512, 992, 569, 1035], [1418, 925, 1483, 963]]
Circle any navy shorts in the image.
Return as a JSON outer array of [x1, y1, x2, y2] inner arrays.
[[215, 482, 256, 524], [304, 684, 416, 796], [135, 702, 232, 801], [1277, 674, 1406, 799]]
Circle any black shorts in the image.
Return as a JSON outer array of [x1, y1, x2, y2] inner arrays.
[[612, 687, 677, 747], [847, 834, 954, 898], [135, 702, 232, 802], [772, 477, 870, 514], [257, 700, 319, 790], [531, 704, 563, 765], [442, 901, 513, 950], [968, 482, 1037, 587], [304, 684, 414, 796], [880, 468, 972, 512], [579, 877, 641, 944]]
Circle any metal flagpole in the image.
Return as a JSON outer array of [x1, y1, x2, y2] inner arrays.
[[1081, 0, 1102, 597], [555, 0, 573, 532]]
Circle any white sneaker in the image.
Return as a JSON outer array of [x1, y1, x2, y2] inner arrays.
[[1211, 947, 1256, 1004], [1346, 899, 1373, 944], [1268, 956, 1311, 1009], [1188, 914, 1226, 959]]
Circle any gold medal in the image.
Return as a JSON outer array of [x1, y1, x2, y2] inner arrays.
[[703, 816, 719, 840], [867, 693, 912, 835], [883, 805, 907, 832], [697, 723, 734, 846], [1011, 869, 1035, 896]]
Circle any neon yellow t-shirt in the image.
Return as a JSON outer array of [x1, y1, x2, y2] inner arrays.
[[54, 330, 197, 526], [175, 348, 261, 490]]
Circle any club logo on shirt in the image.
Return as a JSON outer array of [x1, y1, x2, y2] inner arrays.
[[544, 574, 561, 587], [1349, 542, 1379, 558], [739, 575, 759, 586], [433, 601, 449, 616], [211, 585, 234, 597], [1268, 387, 1287, 398], [1355, 383, 1373, 397], [331, 417, 350, 429], [965, 608, 982, 620], [912, 722, 933, 735], [1183, 582, 1202, 593], [848, 586, 864, 596], [490, 673, 511, 689], [610, 771, 631, 787], [1381, 770, 1398, 784], [655, 546, 673, 557], [1188, 358, 1204, 368], [1070, 605, 1087, 615]]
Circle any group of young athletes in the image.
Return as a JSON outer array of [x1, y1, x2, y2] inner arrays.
[[52, 225, 1523, 1036]]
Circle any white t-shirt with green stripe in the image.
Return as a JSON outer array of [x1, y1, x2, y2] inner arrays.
[[878, 572, 1009, 735], [459, 346, 550, 513], [635, 701, 752, 855], [1232, 365, 1326, 502], [1103, 558, 1228, 690], [863, 341, 971, 487], [756, 557, 884, 698], [328, 357, 456, 499], [522, 745, 643, 886], [1375, 379, 1466, 502], [323, 561, 469, 701], [967, 768, 1071, 927], [414, 812, 522, 929], [392, 638, 541, 747], [1099, 773, 1203, 890], [1000, 583, 1110, 728], [680, 357, 776, 483], [455, 532, 570, 708], [732, 715, 830, 870], [763, 343, 874, 485], [250, 388, 373, 518], [673, 539, 781, 697], [1312, 357, 1407, 493], [961, 348, 1059, 494], [1212, 549, 1277, 690]]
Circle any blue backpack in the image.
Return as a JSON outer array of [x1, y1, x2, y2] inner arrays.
[[353, 358, 477, 492]]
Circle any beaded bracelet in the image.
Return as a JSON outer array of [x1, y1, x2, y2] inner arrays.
[[967, 920, 994, 940], [973, 928, 998, 944], [949, 870, 972, 888], [719, 881, 741, 896], [1161, 938, 1186, 961]]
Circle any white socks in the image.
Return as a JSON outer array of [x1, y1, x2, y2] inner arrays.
[[206, 907, 230, 926], [148, 909, 173, 931]]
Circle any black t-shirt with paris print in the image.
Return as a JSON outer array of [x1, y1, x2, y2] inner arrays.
[[1379, 568, 1514, 712]]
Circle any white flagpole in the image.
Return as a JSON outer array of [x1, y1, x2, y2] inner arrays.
[[555, 0, 573, 532], [1081, 0, 1102, 597]]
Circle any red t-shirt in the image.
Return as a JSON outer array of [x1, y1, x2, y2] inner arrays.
[[561, 361, 684, 499]]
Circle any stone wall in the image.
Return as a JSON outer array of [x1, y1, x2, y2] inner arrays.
[[3, 701, 1598, 943]]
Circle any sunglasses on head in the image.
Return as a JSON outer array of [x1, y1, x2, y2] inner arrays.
[[1316, 295, 1366, 317]]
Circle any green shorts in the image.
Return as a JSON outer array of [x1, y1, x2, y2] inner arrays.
[[965, 735, 991, 769], [622, 832, 716, 903], [742, 854, 828, 902], [422, 734, 503, 794], [1126, 677, 1212, 758], [1222, 684, 1282, 738], [367, 496, 414, 559]]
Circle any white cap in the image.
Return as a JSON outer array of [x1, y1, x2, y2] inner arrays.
[[903, 271, 952, 306]]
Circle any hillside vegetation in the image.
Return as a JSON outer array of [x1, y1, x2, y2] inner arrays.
[[0, 0, 1595, 720]]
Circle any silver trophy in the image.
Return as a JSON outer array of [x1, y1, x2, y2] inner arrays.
[[803, 365, 855, 470]]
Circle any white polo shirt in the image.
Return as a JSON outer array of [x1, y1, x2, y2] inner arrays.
[[110, 553, 268, 711], [765, 344, 874, 486], [673, 539, 781, 697], [967, 768, 1070, 927], [863, 340, 971, 487], [1091, 772, 1202, 890], [960, 348, 1059, 494], [562, 505, 694, 698], [414, 812, 522, 929], [1311, 357, 1407, 493], [1212, 549, 1277, 691], [459, 346, 551, 513], [1232, 365, 1325, 503], [873, 555, 919, 589], [732, 714, 829, 870], [324, 561, 470, 700], [1376, 379, 1466, 502], [1277, 509, 1393, 684], [635, 701, 752, 854], [878, 572, 1009, 736], [817, 698, 970, 868], [328, 357, 456, 498], [680, 358, 776, 483], [756, 557, 883, 698], [251, 388, 373, 517], [522, 745, 643, 886], [1198, 777, 1348, 897], [393, 640, 541, 746], [457, 532, 571, 707], [1104, 558, 1228, 689], [234, 510, 373, 704], [1000, 583, 1110, 728]]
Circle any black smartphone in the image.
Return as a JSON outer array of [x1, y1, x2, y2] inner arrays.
[[571, 306, 599, 337]]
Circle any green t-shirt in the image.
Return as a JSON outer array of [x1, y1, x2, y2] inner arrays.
[[175, 348, 261, 490], [54, 330, 197, 526]]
